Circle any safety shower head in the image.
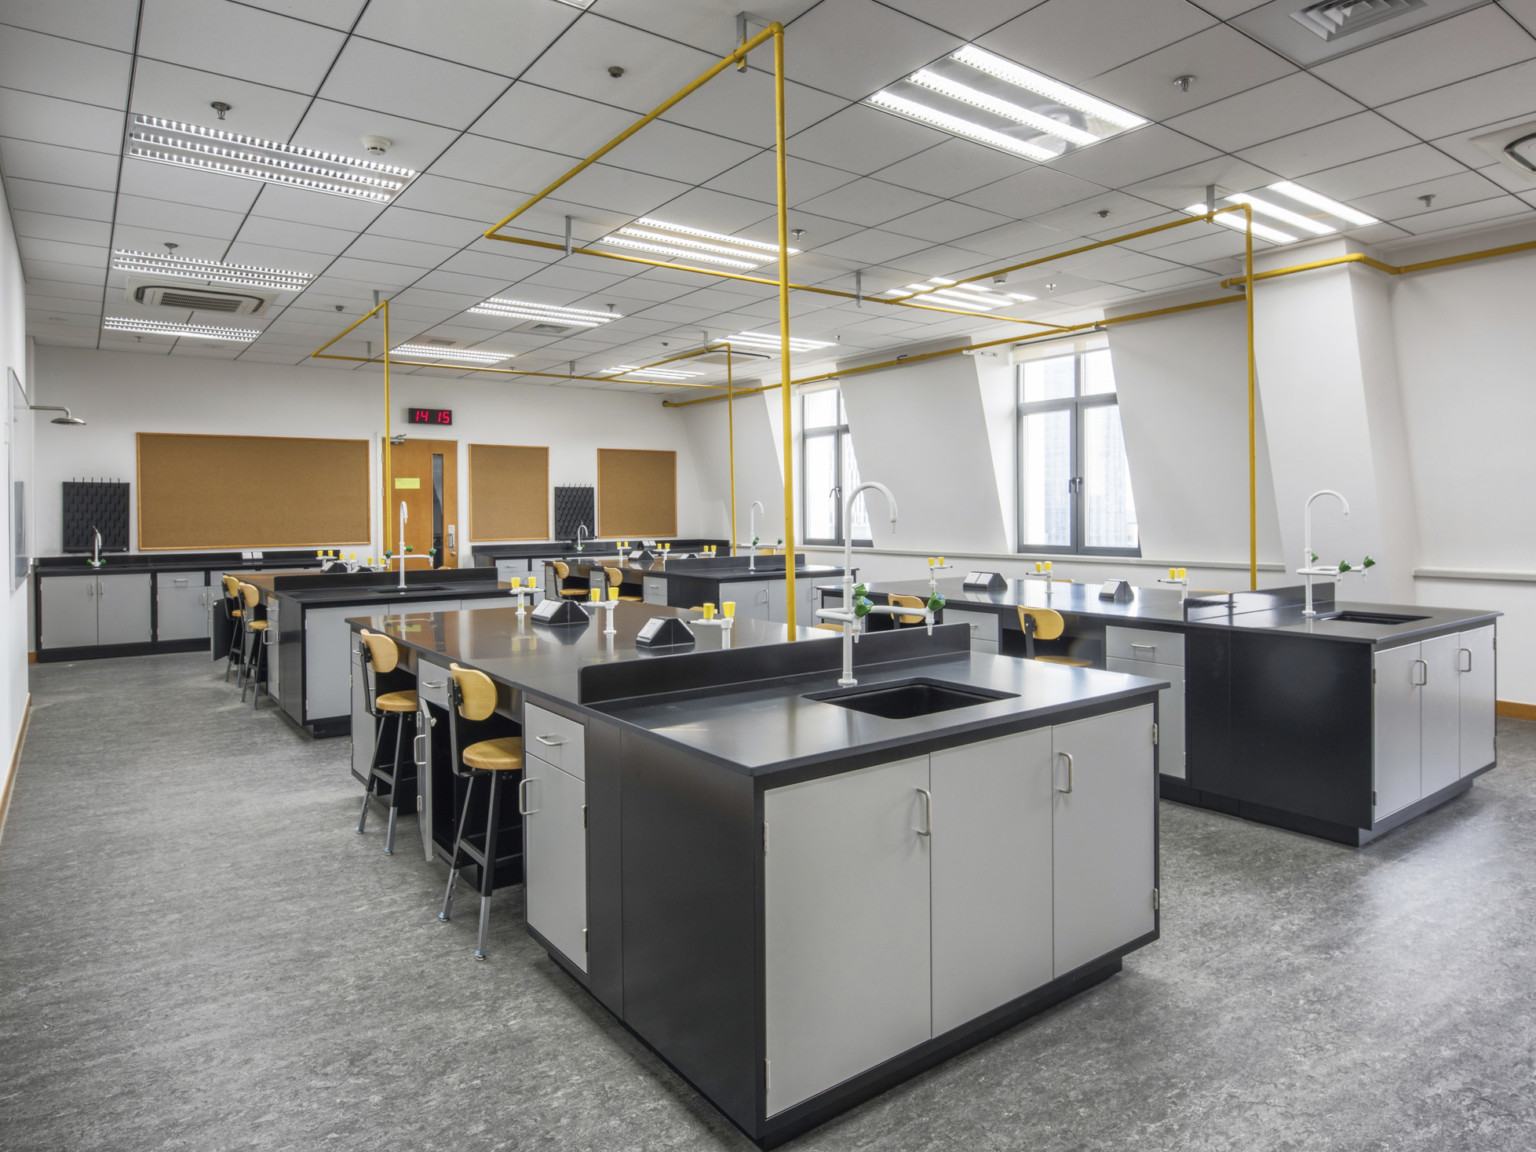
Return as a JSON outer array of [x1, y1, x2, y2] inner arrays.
[[31, 404, 84, 425]]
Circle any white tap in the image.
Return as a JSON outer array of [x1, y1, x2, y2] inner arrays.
[[1297, 489, 1374, 615], [390, 500, 434, 588], [89, 525, 103, 569], [746, 500, 764, 572], [576, 523, 588, 552]]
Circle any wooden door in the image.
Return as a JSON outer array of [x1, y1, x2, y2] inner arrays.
[[388, 438, 457, 568]]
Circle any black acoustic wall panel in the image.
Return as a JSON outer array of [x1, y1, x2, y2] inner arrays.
[[554, 485, 595, 542], [63, 481, 130, 553]]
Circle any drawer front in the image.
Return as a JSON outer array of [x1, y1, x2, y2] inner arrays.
[[943, 606, 1000, 645], [416, 660, 452, 710], [524, 700, 586, 779], [642, 576, 668, 606], [1105, 625, 1184, 667]]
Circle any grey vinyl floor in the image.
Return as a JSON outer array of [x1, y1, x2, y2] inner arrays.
[[2, 652, 1535, 1151]]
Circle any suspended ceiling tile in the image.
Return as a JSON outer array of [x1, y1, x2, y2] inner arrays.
[[590, 0, 820, 56], [787, 103, 948, 175], [1378, 58, 1536, 141], [794, 178, 940, 228], [0, 26, 131, 107], [557, 163, 695, 217], [519, 17, 718, 115], [1054, 248, 1182, 283], [0, 0, 140, 50], [1087, 24, 1295, 122], [26, 277, 106, 301], [290, 101, 460, 174], [344, 233, 459, 269], [1353, 171, 1514, 224], [869, 138, 1028, 200], [740, 208, 862, 250], [365, 206, 486, 249], [436, 248, 552, 283], [1050, 125, 1218, 188], [955, 164, 1106, 218], [1312, 6, 1536, 110], [1506, 0, 1536, 35], [109, 223, 236, 260], [0, 138, 119, 191], [473, 83, 636, 156], [247, 183, 389, 231], [596, 272, 697, 303], [781, 0, 961, 101], [429, 134, 574, 195], [953, 218, 1065, 258], [1164, 72, 1364, 155], [138, 0, 346, 92], [1430, 112, 1536, 170], [391, 173, 526, 222], [119, 155, 274, 214], [237, 213, 358, 257], [129, 59, 313, 141], [27, 292, 102, 317], [1235, 112, 1418, 180], [1120, 155, 1283, 211], [603, 119, 761, 185], [235, 0, 367, 31], [1029, 191, 1172, 238], [703, 152, 854, 206], [519, 264, 631, 295], [324, 256, 422, 288], [1186, 0, 1268, 16], [1471, 161, 1536, 195], [882, 200, 1012, 244], [808, 227, 931, 264], [319, 38, 510, 130], [28, 260, 105, 284], [1396, 195, 1533, 236], [2, 178, 116, 222], [1143, 229, 1254, 264], [0, 89, 125, 156], [1119, 266, 1215, 292], [978, 0, 1215, 86], [1305, 144, 1465, 203], [354, 0, 578, 78], [668, 68, 849, 153], [873, 0, 1048, 40]]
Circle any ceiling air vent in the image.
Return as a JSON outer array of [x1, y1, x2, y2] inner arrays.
[[515, 320, 578, 336], [125, 277, 277, 315], [1290, 0, 1424, 41]]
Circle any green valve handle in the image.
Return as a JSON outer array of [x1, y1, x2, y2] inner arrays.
[[853, 582, 869, 598], [927, 592, 946, 612], [1362, 555, 1376, 568], [854, 597, 873, 618], [1337, 560, 1351, 573]]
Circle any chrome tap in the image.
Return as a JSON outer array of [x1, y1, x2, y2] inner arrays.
[[1297, 489, 1374, 615], [89, 525, 103, 569], [390, 501, 433, 589], [576, 523, 588, 552]]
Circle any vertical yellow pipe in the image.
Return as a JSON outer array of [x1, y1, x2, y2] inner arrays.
[[1243, 205, 1257, 592], [773, 25, 796, 632], [382, 299, 393, 558], [727, 344, 738, 558]]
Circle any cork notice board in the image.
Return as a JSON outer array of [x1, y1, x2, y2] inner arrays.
[[136, 432, 370, 550], [469, 443, 549, 541], [597, 448, 676, 537]]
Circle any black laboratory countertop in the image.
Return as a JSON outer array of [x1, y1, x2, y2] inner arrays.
[[36, 551, 327, 577], [561, 553, 845, 584], [235, 569, 514, 608], [863, 578, 1500, 646], [349, 602, 1165, 779]]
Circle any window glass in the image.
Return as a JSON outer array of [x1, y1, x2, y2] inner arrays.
[[1082, 348, 1116, 396], [844, 437, 868, 540], [1022, 355, 1075, 403], [1019, 409, 1072, 548], [803, 433, 836, 542], [1082, 404, 1138, 549], [803, 389, 839, 429]]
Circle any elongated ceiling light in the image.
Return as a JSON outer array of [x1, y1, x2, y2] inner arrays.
[[881, 276, 1032, 310], [468, 298, 619, 328], [1184, 205, 1297, 245], [103, 316, 260, 341], [392, 343, 512, 364], [1224, 193, 1336, 236], [1266, 181, 1379, 227], [604, 364, 704, 380], [111, 249, 312, 291], [868, 45, 1145, 162], [594, 217, 798, 270], [728, 331, 834, 353], [127, 115, 415, 202]]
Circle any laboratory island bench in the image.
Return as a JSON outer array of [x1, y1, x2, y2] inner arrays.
[[347, 602, 1167, 1148], [835, 578, 1501, 846]]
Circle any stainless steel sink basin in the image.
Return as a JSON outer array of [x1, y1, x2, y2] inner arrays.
[[806, 678, 1017, 719], [1313, 611, 1428, 625]]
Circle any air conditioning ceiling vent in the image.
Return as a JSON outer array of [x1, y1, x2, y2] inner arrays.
[[125, 277, 277, 315], [692, 350, 769, 366], [1290, 0, 1424, 41], [515, 320, 576, 336]]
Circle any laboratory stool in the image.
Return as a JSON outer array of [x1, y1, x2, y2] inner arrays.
[[604, 566, 642, 602], [552, 561, 589, 599], [888, 593, 928, 627], [236, 582, 270, 706], [813, 623, 844, 632], [220, 574, 244, 682], [1017, 607, 1093, 667], [355, 629, 420, 854], [438, 662, 523, 960]]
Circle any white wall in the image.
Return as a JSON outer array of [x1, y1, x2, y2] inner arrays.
[[1, 175, 34, 810], [31, 347, 708, 562], [681, 384, 784, 548]]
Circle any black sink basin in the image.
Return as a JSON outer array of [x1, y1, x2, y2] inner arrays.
[[806, 678, 1018, 719], [1314, 611, 1428, 626], [367, 584, 453, 594]]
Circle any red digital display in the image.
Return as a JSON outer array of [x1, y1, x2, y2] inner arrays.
[[408, 407, 453, 426]]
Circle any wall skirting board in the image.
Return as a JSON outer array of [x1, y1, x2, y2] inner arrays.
[[1498, 701, 1536, 721], [0, 694, 33, 843], [802, 547, 1287, 573], [1415, 568, 1536, 584]]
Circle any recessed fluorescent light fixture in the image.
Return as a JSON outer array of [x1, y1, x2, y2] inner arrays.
[[596, 218, 798, 270], [111, 249, 312, 291], [883, 276, 1025, 311], [467, 298, 619, 328], [103, 316, 260, 341], [127, 114, 415, 202], [1223, 193, 1336, 236], [868, 45, 1145, 162], [1266, 181, 1379, 227], [605, 364, 704, 380], [552, 0, 595, 8], [1184, 205, 1297, 245], [392, 343, 512, 365], [728, 331, 835, 353]]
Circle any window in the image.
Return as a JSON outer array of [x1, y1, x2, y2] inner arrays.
[[801, 389, 869, 546], [1017, 347, 1139, 555]]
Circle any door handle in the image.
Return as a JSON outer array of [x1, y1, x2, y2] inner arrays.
[[914, 787, 932, 837], [421, 679, 445, 690], [1056, 751, 1075, 793], [413, 733, 427, 766], [518, 777, 537, 816], [1411, 658, 1427, 686], [535, 734, 565, 747], [447, 526, 456, 550], [1460, 648, 1472, 673]]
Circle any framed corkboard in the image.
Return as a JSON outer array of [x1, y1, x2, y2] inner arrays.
[[136, 432, 370, 550], [597, 448, 676, 537], [469, 443, 549, 541]]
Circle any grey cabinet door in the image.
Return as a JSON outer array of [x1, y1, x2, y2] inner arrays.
[[39, 576, 98, 649], [765, 581, 786, 623], [1420, 633, 1461, 797], [764, 757, 932, 1117], [95, 574, 152, 645], [1373, 643, 1422, 819], [349, 645, 375, 786], [1458, 625, 1496, 776], [522, 754, 587, 973], [642, 576, 667, 605], [155, 572, 210, 641], [931, 729, 1054, 1036], [416, 662, 453, 864], [724, 580, 771, 620], [1107, 656, 1186, 779], [1052, 704, 1156, 978]]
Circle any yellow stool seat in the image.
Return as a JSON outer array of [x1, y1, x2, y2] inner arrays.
[[617, 595, 642, 602], [375, 690, 419, 712], [246, 619, 268, 631], [462, 736, 523, 772], [1036, 655, 1092, 668], [558, 588, 589, 599], [231, 608, 242, 618], [813, 622, 844, 632]]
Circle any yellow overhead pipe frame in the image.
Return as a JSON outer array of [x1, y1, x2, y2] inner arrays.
[[1217, 236, 1536, 289]]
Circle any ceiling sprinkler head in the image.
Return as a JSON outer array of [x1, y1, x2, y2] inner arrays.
[[792, 228, 806, 239], [1173, 75, 1194, 92], [1097, 209, 1111, 218], [210, 101, 231, 120], [1419, 193, 1435, 207], [992, 272, 1008, 284], [608, 65, 625, 78], [362, 135, 391, 155], [164, 241, 178, 251]]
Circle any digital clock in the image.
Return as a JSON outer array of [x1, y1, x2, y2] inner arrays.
[[408, 407, 453, 426]]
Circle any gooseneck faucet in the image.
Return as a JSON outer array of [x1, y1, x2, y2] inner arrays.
[[89, 525, 103, 569], [748, 500, 764, 572], [815, 481, 936, 687], [576, 523, 588, 552], [1296, 489, 1374, 615], [390, 500, 434, 589]]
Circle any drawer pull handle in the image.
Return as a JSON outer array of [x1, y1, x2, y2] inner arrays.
[[536, 734, 565, 747], [1056, 751, 1075, 794], [1412, 659, 1428, 686], [1131, 643, 1157, 654], [1459, 648, 1472, 673], [914, 788, 932, 837], [422, 679, 445, 689], [518, 777, 537, 816]]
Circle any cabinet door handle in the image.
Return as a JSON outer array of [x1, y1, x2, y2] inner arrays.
[[1056, 751, 1075, 793], [421, 679, 445, 690], [914, 787, 932, 837], [1412, 659, 1427, 686], [1460, 648, 1472, 673], [518, 777, 537, 816], [535, 734, 565, 747], [413, 733, 427, 766]]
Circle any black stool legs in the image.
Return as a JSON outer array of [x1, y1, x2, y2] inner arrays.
[[356, 710, 414, 854], [438, 770, 507, 960]]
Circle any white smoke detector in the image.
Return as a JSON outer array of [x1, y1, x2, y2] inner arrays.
[[362, 135, 391, 156]]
